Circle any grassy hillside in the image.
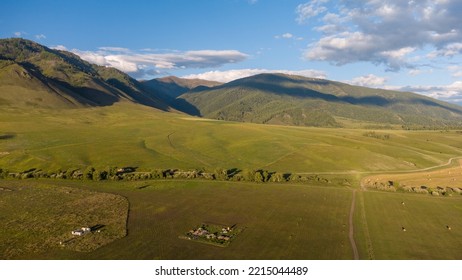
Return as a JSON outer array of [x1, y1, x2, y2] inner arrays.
[[179, 73, 462, 128], [141, 76, 221, 115], [0, 38, 169, 110], [2, 103, 462, 174], [142, 76, 221, 99]]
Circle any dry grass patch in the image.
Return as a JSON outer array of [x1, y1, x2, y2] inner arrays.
[[0, 182, 128, 259], [362, 160, 462, 195]]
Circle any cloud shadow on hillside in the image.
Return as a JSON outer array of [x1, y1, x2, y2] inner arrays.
[[208, 74, 462, 114]]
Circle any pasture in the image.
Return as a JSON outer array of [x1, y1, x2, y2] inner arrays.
[[2, 103, 462, 260], [1, 103, 462, 174], [0, 180, 128, 259], [0, 179, 353, 260], [359, 191, 462, 259], [1, 177, 462, 259], [356, 159, 462, 259], [362, 159, 462, 193]]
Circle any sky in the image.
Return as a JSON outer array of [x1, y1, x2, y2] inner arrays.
[[2, 0, 462, 104]]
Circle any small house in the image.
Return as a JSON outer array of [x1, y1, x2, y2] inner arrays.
[[71, 227, 91, 236], [71, 229, 84, 236]]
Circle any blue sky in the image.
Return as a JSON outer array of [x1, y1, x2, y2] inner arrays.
[[2, 0, 462, 104]]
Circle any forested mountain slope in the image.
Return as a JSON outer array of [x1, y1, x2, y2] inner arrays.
[[179, 73, 462, 128]]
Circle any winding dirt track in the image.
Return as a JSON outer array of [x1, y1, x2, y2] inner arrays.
[[349, 190, 359, 260], [344, 156, 462, 260], [297, 156, 462, 176]]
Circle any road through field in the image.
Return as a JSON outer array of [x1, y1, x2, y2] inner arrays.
[[336, 156, 462, 260], [349, 190, 359, 260], [297, 156, 462, 176]]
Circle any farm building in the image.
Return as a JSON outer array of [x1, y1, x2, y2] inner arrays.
[[71, 227, 91, 236]]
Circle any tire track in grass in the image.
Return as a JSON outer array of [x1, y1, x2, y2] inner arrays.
[[298, 156, 462, 176], [358, 191, 375, 259], [349, 189, 359, 260]]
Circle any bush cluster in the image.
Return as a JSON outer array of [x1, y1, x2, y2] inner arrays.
[[365, 180, 462, 196], [0, 166, 331, 184]]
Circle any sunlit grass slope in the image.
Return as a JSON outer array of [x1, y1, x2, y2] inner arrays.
[[1, 103, 462, 173]]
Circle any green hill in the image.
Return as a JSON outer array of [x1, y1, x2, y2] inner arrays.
[[3, 38, 462, 129], [142, 76, 221, 99], [179, 73, 462, 128], [0, 38, 169, 110], [141, 76, 221, 115]]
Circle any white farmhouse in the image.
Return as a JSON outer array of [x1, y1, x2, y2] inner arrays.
[[71, 227, 91, 236]]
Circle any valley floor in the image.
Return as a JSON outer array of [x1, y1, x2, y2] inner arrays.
[[1, 174, 462, 260], [2, 105, 462, 259]]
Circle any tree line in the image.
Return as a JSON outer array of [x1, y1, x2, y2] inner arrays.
[[0, 166, 330, 184]]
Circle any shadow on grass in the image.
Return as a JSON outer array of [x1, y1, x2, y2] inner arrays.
[[91, 224, 105, 231], [0, 133, 15, 140]]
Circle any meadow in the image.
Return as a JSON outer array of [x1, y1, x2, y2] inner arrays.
[[0, 180, 128, 259], [362, 159, 462, 193], [0, 179, 353, 260], [2, 103, 462, 260], [2, 177, 461, 260], [2, 103, 462, 174], [358, 191, 462, 259]]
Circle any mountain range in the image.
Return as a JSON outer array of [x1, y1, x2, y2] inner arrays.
[[179, 73, 462, 128], [2, 38, 462, 128]]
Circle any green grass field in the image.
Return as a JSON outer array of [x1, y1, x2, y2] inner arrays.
[[2, 103, 462, 174], [2, 103, 462, 260], [2, 178, 460, 260], [358, 191, 462, 259], [0, 180, 128, 259], [0, 179, 353, 260]]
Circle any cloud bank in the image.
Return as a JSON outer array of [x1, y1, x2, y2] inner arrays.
[[349, 74, 388, 87], [390, 82, 462, 104], [298, 0, 462, 71], [55, 47, 248, 79], [182, 68, 327, 83]]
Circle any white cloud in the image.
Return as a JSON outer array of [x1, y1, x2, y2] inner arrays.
[[35, 34, 46, 40], [395, 82, 462, 104], [52, 45, 68, 51], [349, 74, 388, 87], [57, 47, 248, 79], [305, 32, 417, 70], [447, 65, 462, 78], [13, 31, 25, 37], [296, 0, 329, 24], [429, 43, 462, 58], [182, 68, 327, 83], [275, 33, 295, 39], [98, 47, 130, 53], [408, 69, 434, 76], [300, 0, 462, 71], [452, 72, 462, 78], [380, 47, 416, 60]]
